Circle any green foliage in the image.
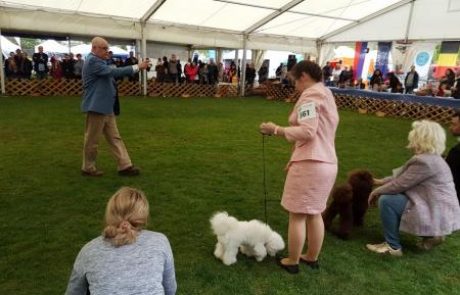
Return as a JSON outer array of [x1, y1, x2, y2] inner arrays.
[[19, 38, 42, 51], [0, 97, 459, 294]]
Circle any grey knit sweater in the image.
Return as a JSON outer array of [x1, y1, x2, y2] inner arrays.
[[65, 230, 176, 295]]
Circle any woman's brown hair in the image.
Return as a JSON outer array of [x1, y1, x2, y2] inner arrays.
[[290, 60, 322, 82]]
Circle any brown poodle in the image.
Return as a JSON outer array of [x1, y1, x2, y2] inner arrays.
[[323, 170, 374, 240]]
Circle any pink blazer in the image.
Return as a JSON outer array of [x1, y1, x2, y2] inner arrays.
[[284, 82, 339, 164]]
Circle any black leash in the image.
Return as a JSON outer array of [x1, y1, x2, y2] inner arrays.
[[262, 134, 268, 224]]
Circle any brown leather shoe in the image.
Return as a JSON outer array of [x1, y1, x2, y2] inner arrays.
[[81, 170, 103, 177], [118, 166, 140, 176]]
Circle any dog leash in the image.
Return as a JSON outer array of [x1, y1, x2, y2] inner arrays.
[[262, 134, 270, 224]]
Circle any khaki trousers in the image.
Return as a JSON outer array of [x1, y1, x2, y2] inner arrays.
[[82, 112, 132, 172]]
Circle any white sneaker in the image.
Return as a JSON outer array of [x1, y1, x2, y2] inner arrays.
[[366, 242, 403, 256]]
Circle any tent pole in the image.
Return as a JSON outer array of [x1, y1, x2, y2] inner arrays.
[[405, 0, 415, 42], [141, 23, 148, 96], [0, 28, 5, 95], [240, 35, 248, 97]]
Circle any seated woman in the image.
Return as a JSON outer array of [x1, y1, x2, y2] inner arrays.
[[367, 120, 460, 256], [65, 187, 177, 295], [369, 69, 384, 91]]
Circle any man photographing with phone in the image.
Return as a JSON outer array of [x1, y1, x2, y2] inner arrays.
[[81, 36, 149, 177]]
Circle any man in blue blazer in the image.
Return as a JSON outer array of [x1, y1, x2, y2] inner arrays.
[[81, 37, 149, 176]]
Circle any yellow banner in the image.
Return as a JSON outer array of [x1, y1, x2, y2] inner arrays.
[[437, 54, 458, 66]]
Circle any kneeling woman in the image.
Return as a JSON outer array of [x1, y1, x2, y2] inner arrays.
[[66, 187, 177, 295], [368, 120, 460, 256]]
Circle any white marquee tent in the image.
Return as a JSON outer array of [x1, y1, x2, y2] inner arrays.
[[70, 44, 129, 56], [0, 0, 459, 94], [34, 39, 69, 54], [1, 35, 20, 57], [1, 0, 459, 53]]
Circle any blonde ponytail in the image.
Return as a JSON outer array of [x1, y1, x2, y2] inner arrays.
[[103, 187, 149, 247]]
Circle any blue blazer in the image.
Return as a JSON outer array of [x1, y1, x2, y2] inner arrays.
[[81, 53, 134, 114]]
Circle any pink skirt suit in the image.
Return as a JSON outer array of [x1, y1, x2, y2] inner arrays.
[[281, 82, 339, 215]]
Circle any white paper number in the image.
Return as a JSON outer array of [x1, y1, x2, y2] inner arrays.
[[298, 102, 316, 121]]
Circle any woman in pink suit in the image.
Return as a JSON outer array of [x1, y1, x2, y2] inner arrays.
[[260, 61, 339, 274]]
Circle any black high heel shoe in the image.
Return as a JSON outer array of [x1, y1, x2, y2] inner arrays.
[[276, 256, 299, 274], [299, 257, 320, 270]]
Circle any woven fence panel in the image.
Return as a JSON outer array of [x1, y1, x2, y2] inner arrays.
[[117, 81, 141, 96], [5, 80, 239, 98], [147, 82, 238, 97], [266, 84, 454, 124], [6, 79, 83, 96]]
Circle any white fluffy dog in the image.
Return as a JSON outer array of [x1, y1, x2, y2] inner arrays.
[[210, 211, 285, 265]]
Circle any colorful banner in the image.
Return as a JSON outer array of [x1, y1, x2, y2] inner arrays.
[[413, 50, 434, 81], [375, 42, 392, 76], [353, 42, 368, 79], [437, 41, 460, 67]]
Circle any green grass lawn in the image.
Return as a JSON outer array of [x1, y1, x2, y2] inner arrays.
[[0, 96, 459, 295]]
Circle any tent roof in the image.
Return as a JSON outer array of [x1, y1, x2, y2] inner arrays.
[[35, 39, 68, 53], [0, 0, 459, 52]]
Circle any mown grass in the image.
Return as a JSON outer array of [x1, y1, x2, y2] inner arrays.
[[0, 96, 459, 295]]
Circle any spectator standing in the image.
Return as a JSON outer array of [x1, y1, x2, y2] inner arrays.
[[176, 59, 183, 84], [217, 62, 224, 83], [167, 54, 179, 84], [245, 63, 256, 87], [387, 72, 403, 93], [14, 49, 24, 78], [370, 69, 384, 91], [62, 53, 76, 79], [276, 63, 284, 80], [5, 52, 17, 79], [73, 54, 84, 79], [155, 58, 166, 83], [124, 51, 139, 82], [198, 61, 208, 84], [185, 62, 198, 84], [322, 62, 332, 85], [21, 53, 33, 79], [207, 59, 218, 85], [404, 65, 419, 94], [258, 62, 269, 84], [50, 56, 63, 80], [32, 46, 49, 79], [331, 62, 342, 87]]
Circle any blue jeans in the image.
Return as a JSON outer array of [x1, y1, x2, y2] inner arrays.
[[378, 194, 408, 250]]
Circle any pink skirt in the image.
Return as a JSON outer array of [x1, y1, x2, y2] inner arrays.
[[281, 160, 337, 214]]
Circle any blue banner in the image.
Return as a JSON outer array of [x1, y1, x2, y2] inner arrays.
[[375, 42, 392, 76]]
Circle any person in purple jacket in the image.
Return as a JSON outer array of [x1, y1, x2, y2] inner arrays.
[[368, 120, 460, 256]]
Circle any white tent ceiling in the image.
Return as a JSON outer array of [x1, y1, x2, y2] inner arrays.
[[0, 0, 459, 53]]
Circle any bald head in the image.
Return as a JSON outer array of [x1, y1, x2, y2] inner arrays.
[[91, 37, 109, 59]]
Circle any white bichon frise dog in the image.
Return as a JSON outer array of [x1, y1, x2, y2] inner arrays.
[[210, 211, 285, 265]]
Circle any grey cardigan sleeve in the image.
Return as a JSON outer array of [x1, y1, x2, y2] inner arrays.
[[373, 157, 433, 195], [162, 238, 177, 295], [65, 251, 89, 295]]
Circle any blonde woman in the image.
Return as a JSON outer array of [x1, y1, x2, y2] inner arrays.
[[65, 187, 176, 295], [368, 120, 460, 256]]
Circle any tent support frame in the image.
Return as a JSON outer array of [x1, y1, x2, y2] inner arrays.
[[0, 27, 5, 95]]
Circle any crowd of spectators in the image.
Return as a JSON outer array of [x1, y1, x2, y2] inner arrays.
[[321, 60, 460, 99]]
